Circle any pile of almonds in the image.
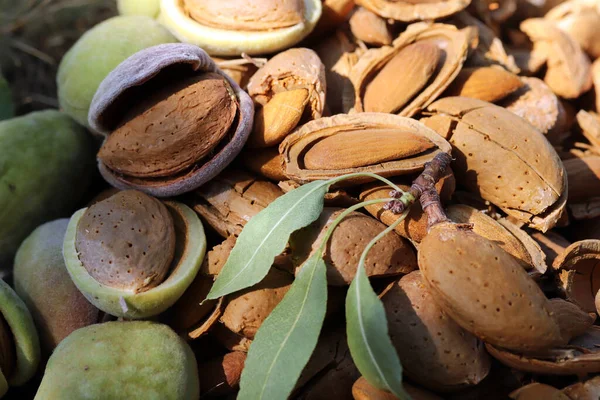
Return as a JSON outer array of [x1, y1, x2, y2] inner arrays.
[[6, 0, 600, 398]]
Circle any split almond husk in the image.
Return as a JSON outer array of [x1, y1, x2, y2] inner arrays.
[[545, 0, 600, 59], [350, 23, 473, 117], [443, 66, 524, 103], [280, 113, 451, 185], [563, 156, 600, 220], [356, 0, 471, 22], [520, 18, 592, 99], [189, 169, 283, 237], [349, 7, 392, 46], [291, 207, 417, 286], [423, 96, 567, 232], [381, 271, 491, 391]]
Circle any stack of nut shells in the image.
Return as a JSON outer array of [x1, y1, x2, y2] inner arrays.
[[6, 0, 600, 398]]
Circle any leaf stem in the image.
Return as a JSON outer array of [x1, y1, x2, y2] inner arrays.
[[327, 172, 405, 194]]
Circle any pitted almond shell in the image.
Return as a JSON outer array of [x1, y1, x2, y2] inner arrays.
[[75, 190, 176, 294], [419, 222, 563, 352], [510, 383, 570, 400], [546, 0, 600, 59], [562, 376, 600, 399], [190, 169, 283, 238], [564, 156, 600, 219], [425, 96, 567, 232], [359, 170, 455, 243], [443, 66, 524, 103], [486, 325, 600, 375], [446, 205, 546, 276], [501, 77, 567, 144], [241, 147, 288, 182], [553, 240, 600, 313], [221, 268, 293, 339], [350, 23, 473, 117], [381, 271, 491, 391], [520, 18, 592, 99], [291, 208, 417, 286], [356, 0, 471, 22], [280, 113, 451, 185], [64, 200, 207, 319], [248, 48, 326, 120], [547, 298, 595, 343], [349, 7, 392, 47], [89, 43, 254, 198], [158, 0, 322, 56], [183, 0, 304, 31]]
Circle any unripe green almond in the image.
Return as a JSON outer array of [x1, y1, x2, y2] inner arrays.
[[13, 219, 101, 356], [63, 201, 206, 319], [117, 0, 161, 17], [0, 110, 93, 269], [57, 16, 177, 127], [34, 321, 199, 400]]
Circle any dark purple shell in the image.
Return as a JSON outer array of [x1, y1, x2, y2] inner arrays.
[[88, 43, 254, 197]]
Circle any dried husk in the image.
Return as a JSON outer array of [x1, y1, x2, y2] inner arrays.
[[446, 205, 547, 277], [564, 156, 600, 220], [423, 96, 567, 232], [553, 240, 600, 313], [291, 208, 417, 286], [443, 66, 524, 103], [486, 325, 600, 375], [281, 113, 451, 185], [349, 7, 392, 46], [520, 18, 592, 99], [241, 147, 288, 182], [356, 0, 471, 22], [359, 169, 455, 243], [545, 0, 600, 59], [89, 43, 254, 197], [381, 271, 491, 391], [189, 169, 283, 238], [158, 0, 323, 56], [350, 23, 473, 117]]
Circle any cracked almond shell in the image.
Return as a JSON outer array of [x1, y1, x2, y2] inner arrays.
[[381, 271, 491, 391], [355, 0, 471, 22], [350, 23, 473, 117], [89, 43, 254, 197], [564, 155, 600, 220], [280, 113, 451, 185], [158, 0, 322, 56], [545, 0, 600, 59], [424, 96, 567, 232], [63, 195, 206, 319]]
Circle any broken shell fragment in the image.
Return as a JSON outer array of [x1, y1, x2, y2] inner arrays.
[[89, 43, 254, 197], [159, 0, 322, 56], [63, 190, 206, 319], [564, 156, 600, 220], [355, 0, 471, 22], [281, 113, 451, 185], [351, 23, 473, 117]]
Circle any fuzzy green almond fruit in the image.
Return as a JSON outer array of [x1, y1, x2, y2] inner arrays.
[[34, 321, 199, 400], [117, 0, 160, 17], [0, 278, 41, 397], [0, 110, 93, 270], [63, 192, 206, 319], [57, 15, 177, 127]]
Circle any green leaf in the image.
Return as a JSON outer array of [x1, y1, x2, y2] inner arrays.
[[206, 179, 330, 300], [346, 225, 409, 399], [238, 253, 328, 400], [0, 72, 13, 121]]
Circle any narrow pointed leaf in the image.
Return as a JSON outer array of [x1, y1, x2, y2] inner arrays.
[[346, 263, 408, 399], [206, 180, 330, 300], [238, 253, 328, 400]]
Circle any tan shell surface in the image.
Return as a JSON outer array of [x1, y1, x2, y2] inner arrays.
[[191, 169, 283, 238], [349, 7, 391, 47], [444, 66, 524, 103], [351, 23, 472, 117], [576, 110, 600, 150], [426, 96, 566, 230], [546, 0, 600, 59], [564, 156, 600, 220], [75, 190, 176, 293], [183, 0, 305, 31], [292, 208, 417, 286], [356, 0, 471, 22], [563, 376, 600, 400], [510, 383, 570, 400], [280, 113, 451, 184], [546, 298, 595, 343], [248, 48, 326, 120], [381, 271, 491, 391], [221, 268, 293, 339], [520, 18, 592, 99], [419, 222, 563, 352], [98, 73, 237, 179]]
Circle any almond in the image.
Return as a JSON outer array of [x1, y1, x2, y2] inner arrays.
[[349, 7, 392, 47], [444, 66, 524, 103]]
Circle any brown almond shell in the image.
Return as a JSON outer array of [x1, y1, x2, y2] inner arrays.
[[89, 43, 254, 197], [356, 0, 471, 22], [564, 155, 600, 220], [280, 113, 452, 185]]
